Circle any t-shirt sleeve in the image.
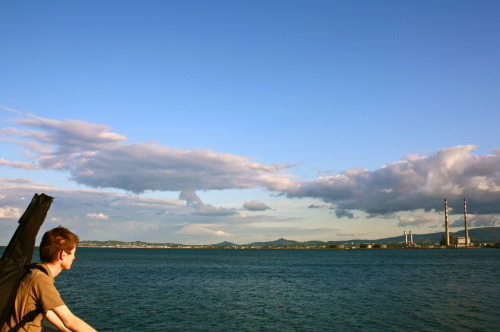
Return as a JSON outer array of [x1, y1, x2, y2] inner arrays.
[[32, 274, 65, 311]]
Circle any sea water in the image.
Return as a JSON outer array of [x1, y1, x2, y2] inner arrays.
[[2, 248, 499, 331]]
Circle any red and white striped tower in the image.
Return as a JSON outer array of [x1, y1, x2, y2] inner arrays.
[[444, 199, 450, 246], [464, 199, 469, 247]]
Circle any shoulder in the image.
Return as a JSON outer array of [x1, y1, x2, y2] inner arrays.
[[28, 263, 54, 282], [26, 267, 65, 310], [21, 265, 56, 296]]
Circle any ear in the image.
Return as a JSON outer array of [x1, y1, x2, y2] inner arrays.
[[58, 250, 66, 261]]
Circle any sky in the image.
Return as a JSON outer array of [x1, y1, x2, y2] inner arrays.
[[1, 0, 499, 245]]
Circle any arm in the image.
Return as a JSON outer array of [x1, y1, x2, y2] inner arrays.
[[45, 310, 70, 331], [51, 305, 97, 332]]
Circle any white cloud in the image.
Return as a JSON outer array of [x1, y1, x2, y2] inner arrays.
[[469, 215, 499, 227], [86, 213, 109, 220], [450, 214, 499, 227], [0, 178, 190, 241], [0, 105, 24, 115], [397, 215, 441, 227], [178, 224, 232, 237], [0, 158, 40, 170], [0, 206, 22, 219]]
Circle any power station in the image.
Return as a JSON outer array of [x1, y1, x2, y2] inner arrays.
[[442, 198, 471, 247], [403, 230, 414, 247], [403, 198, 472, 248]]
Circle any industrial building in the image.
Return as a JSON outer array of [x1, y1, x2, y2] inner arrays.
[[442, 198, 472, 248]]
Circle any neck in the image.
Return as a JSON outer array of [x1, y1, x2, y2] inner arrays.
[[44, 262, 63, 278]]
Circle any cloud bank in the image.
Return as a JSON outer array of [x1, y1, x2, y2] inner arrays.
[[2, 114, 499, 224], [286, 145, 500, 217], [1, 115, 295, 194], [1, 114, 298, 212]]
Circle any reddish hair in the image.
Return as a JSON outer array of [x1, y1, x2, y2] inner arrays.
[[40, 227, 79, 263]]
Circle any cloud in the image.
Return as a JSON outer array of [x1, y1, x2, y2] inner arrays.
[[333, 209, 354, 219], [0, 206, 22, 219], [450, 214, 499, 228], [86, 213, 109, 220], [179, 190, 237, 216], [469, 215, 499, 227], [286, 145, 500, 217], [0, 105, 24, 115], [336, 232, 370, 238], [178, 223, 233, 237], [2, 114, 499, 227], [0, 158, 40, 170], [2, 115, 296, 194], [397, 215, 441, 228], [243, 200, 271, 211], [0, 177, 188, 229], [307, 204, 326, 209]]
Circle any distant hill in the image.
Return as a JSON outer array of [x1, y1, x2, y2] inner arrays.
[[248, 238, 301, 246], [239, 227, 500, 246], [372, 227, 500, 244], [75, 227, 499, 248], [456, 227, 500, 242], [213, 241, 237, 246], [79, 240, 182, 247]]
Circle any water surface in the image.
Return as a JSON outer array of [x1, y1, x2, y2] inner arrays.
[[3, 248, 498, 331]]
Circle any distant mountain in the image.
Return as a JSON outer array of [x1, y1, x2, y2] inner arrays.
[[77, 227, 499, 248], [213, 241, 237, 246], [248, 238, 301, 246], [372, 227, 500, 243], [79, 240, 182, 247], [456, 227, 500, 242], [241, 227, 500, 246]]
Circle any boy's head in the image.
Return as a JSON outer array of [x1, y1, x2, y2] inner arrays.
[[40, 226, 79, 263]]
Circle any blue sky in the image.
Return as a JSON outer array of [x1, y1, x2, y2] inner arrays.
[[1, 1, 499, 245]]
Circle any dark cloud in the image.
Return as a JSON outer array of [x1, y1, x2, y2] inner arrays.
[[243, 200, 271, 211], [286, 146, 500, 217], [307, 204, 325, 209], [333, 208, 354, 219]]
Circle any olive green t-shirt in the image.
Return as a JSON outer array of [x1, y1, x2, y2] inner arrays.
[[1, 264, 65, 332]]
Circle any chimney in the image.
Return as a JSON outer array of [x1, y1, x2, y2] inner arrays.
[[464, 199, 469, 246], [444, 199, 450, 246], [410, 230, 413, 244], [404, 231, 408, 245]]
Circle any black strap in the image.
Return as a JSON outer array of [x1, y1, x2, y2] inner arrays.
[[8, 265, 49, 332], [9, 309, 42, 332], [27, 265, 48, 276]]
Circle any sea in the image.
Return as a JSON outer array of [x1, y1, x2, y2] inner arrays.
[[2, 248, 499, 331]]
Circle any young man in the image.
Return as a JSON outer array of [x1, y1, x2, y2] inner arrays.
[[1, 227, 97, 332]]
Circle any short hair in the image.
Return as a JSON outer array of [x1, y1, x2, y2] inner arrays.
[[40, 227, 79, 263]]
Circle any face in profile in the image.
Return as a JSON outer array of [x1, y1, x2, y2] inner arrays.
[[61, 247, 77, 270]]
